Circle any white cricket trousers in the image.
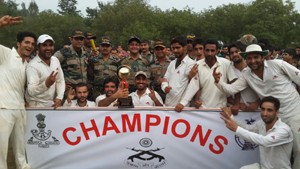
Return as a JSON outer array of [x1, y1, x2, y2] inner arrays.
[[0, 109, 30, 169]]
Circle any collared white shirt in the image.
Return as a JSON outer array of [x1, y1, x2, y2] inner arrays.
[[236, 118, 293, 169], [129, 88, 163, 107], [0, 45, 27, 109], [217, 59, 300, 122], [25, 55, 65, 107], [231, 63, 258, 105], [180, 56, 236, 108], [63, 100, 96, 107], [161, 55, 195, 106], [95, 94, 118, 107]]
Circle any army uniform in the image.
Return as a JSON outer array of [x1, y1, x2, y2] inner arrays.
[[119, 55, 149, 93], [142, 52, 155, 65], [88, 54, 118, 99], [149, 58, 170, 102], [54, 45, 90, 86]]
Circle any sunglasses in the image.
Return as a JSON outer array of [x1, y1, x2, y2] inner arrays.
[[73, 37, 84, 41]]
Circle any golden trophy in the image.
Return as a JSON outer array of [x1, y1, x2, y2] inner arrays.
[[117, 65, 134, 108]]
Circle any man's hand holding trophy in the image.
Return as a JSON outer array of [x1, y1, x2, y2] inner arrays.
[[117, 65, 134, 108]]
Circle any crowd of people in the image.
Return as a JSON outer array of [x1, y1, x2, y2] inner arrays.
[[1, 15, 300, 169]]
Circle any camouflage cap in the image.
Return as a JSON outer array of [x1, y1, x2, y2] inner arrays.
[[84, 32, 96, 39], [239, 34, 257, 46], [100, 36, 111, 45], [71, 30, 85, 38], [154, 40, 166, 48], [128, 36, 141, 44]]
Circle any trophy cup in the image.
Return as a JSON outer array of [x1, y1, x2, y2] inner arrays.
[[117, 65, 134, 108]]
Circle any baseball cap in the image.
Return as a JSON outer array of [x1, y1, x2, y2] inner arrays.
[[100, 36, 111, 45], [84, 32, 96, 39], [71, 30, 85, 38], [154, 40, 166, 48], [135, 71, 148, 78], [128, 36, 141, 44], [37, 34, 55, 45]]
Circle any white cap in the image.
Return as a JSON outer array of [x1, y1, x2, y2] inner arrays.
[[135, 71, 148, 78], [37, 34, 55, 45]]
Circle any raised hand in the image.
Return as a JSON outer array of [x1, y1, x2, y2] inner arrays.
[[45, 71, 58, 88], [66, 87, 75, 103], [188, 64, 199, 79], [212, 66, 222, 83], [149, 87, 156, 100], [0, 15, 22, 27]]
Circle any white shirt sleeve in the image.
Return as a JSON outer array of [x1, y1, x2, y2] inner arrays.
[[216, 77, 248, 96], [161, 64, 171, 92], [180, 76, 199, 106], [236, 125, 293, 147], [0, 45, 12, 64], [55, 59, 65, 100], [26, 65, 49, 96], [280, 60, 300, 85]]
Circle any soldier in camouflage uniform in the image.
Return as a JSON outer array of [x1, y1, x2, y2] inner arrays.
[[119, 36, 149, 93], [140, 40, 154, 65], [54, 30, 90, 97], [150, 40, 170, 102], [88, 36, 118, 100], [83, 31, 99, 59]]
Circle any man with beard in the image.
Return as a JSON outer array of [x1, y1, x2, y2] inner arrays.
[[221, 96, 293, 169], [88, 36, 118, 100], [96, 77, 129, 107], [130, 71, 163, 106], [227, 42, 259, 113], [213, 44, 300, 169], [175, 39, 236, 112], [0, 15, 35, 169], [64, 83, 96, 107], [161, 36, 195, 107], [26, 34, 65, 108]]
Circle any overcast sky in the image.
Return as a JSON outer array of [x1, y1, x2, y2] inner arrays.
[[14, 0, 300, 16]]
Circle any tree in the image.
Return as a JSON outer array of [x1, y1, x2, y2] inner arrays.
[[57, 0, 80, 15], [28, 0, 39, 15]]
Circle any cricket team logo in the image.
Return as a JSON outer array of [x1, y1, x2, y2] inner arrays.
[[125, 138, 167, 168], [235, 118, 258, 150], [27, 113, 60, 148]]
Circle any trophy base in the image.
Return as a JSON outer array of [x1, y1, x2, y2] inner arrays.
[[118, 96, 134, 108]]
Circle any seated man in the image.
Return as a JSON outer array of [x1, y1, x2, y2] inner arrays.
[[129, 71, 163, 107], [221, 96, 293, 169], [63, 83, 96, 107], [96, 76, 128, 107]]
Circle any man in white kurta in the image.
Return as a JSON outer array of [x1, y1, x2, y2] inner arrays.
[[25, 34, 65, 107], [221, 97, 293, 169], [0, 15, 35, 169], [161, 37, 195, 107], [215, 44, 300, 169], [180, 56, 236, 108]]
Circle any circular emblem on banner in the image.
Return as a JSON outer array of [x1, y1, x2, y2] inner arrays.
[[139, 138, 152, 148]]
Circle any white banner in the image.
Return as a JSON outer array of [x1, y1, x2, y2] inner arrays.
[[25, 108, 260, 169]]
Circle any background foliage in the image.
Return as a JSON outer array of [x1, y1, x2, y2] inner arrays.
[[1, 0, 300, 50]]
